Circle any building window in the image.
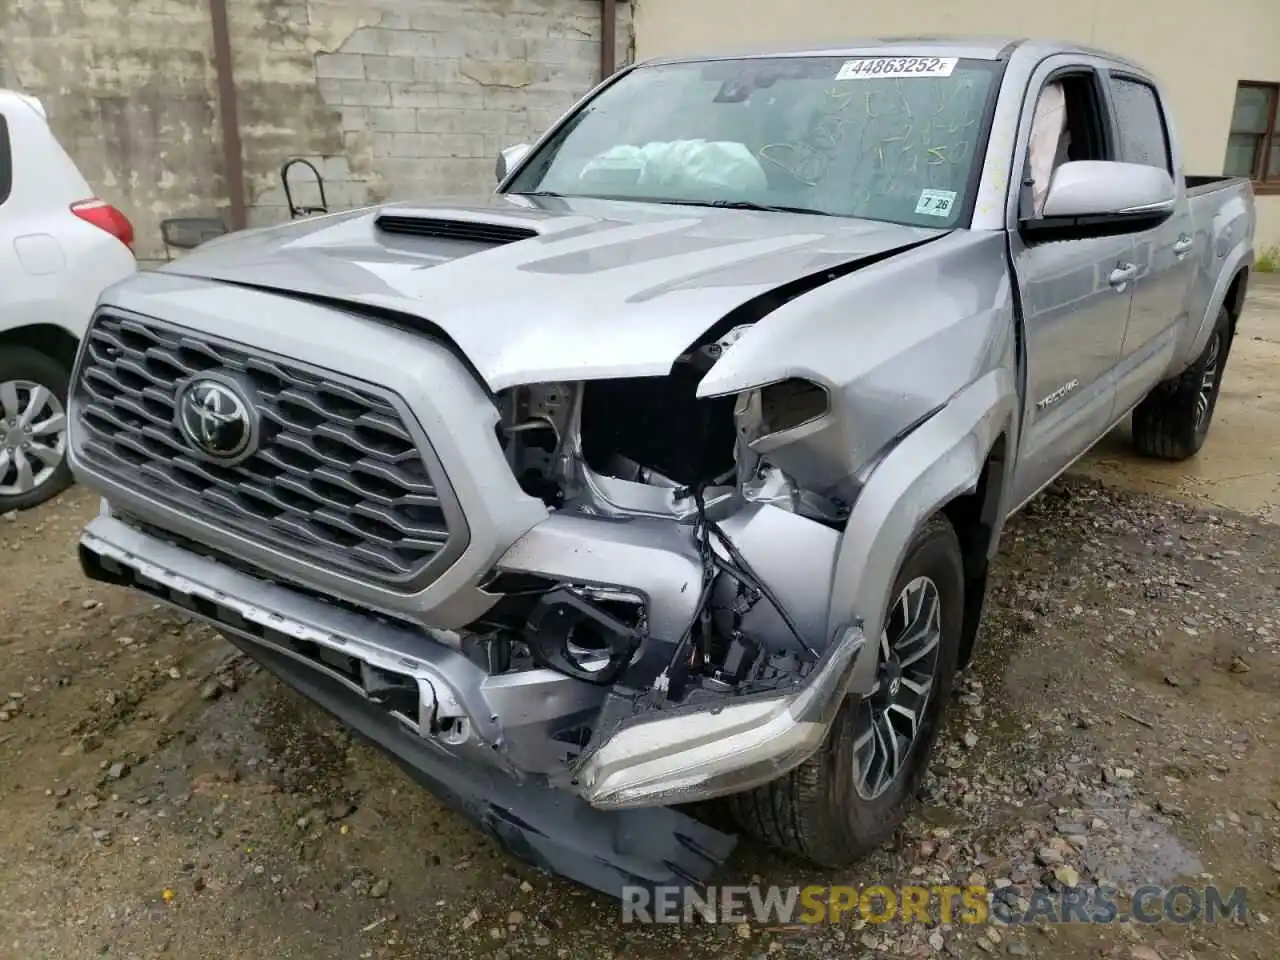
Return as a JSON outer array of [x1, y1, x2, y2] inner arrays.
[[1225, 82, 1279, 191]]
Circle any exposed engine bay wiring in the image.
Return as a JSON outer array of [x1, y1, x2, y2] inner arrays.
[[492, 364, 842, 706], [662, 481, 820, 700]]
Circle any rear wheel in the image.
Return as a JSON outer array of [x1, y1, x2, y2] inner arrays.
[[1131, 306, 1231, 461], [729, 514, 964, 865], [0, 347, 73, 512]]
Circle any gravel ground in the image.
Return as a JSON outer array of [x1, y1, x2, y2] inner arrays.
[[0, 474, 1276, 960]]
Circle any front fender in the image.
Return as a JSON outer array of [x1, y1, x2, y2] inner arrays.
[[830, 368, 1016, 695]]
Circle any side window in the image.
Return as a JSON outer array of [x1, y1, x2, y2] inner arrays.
[[1057, 73, 1112, 163], [1109, 76, 1172, 172], [1023, 70, 1111, 216], [0, 114, 11, 206]]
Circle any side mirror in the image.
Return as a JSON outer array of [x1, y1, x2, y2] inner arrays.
[[1025, 161, 1176, 238], [496, 143, 532, 184]]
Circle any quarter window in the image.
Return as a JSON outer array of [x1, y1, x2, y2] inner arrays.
[[1109, 76, 1172, 172]]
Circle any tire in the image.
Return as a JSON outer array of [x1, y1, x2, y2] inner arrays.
[[1131, 306, 1231, 461], [729, 514, 964, 866], [0, 346, 74, 512]]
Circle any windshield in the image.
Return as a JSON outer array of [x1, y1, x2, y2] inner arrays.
[[506, 55, 1002, 228]]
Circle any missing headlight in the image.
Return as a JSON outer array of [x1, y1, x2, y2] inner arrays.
[[735, 378, 830, 446]]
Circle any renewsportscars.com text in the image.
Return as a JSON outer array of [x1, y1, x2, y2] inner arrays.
[[621, 884, 1248, 926]]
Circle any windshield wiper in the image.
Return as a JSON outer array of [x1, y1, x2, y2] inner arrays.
[[511, 194, 838, 217], [701, 199, 837, 216]]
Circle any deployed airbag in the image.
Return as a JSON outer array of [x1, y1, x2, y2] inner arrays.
[[578, 140, 769, 194]]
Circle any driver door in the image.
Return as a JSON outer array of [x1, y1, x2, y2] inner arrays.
[[1008, 59, 1135, 509]]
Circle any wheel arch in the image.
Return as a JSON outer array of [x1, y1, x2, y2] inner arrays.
[[1223, 266, 1250, 341], [828, 370, 1016, 695], [941, 432, 1008, 669], [0, 323, 80, 373]]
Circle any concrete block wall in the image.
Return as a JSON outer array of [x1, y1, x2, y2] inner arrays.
[[1, 0, 633, 262], [0, 0, 223, 264], [252, 0, 633, 226]]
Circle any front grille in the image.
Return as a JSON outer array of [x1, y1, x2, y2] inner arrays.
[[73, 311, 462, 589]]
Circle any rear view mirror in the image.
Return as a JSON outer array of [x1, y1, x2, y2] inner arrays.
[[496, 144, 532, 184], [1024, 160, 1176, 238]]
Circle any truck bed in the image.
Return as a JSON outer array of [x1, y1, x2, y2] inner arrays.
[[1185, 174, 1252, 197], [1180, 174, 1255, 368]]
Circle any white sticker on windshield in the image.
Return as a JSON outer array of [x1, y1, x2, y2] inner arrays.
[[836, 57, 958, 80], [915, 189, 958, 217]]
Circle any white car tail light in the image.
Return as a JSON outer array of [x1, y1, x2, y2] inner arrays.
[[71, 198, 135, 253]]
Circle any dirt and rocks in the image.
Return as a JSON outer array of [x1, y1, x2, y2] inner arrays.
[[1082, 278, 1280, 524], [0, 284, 1277, 960], [1, 478, 1276, 960]]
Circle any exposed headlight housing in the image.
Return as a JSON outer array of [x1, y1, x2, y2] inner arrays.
[[734, 377, 831, 451]]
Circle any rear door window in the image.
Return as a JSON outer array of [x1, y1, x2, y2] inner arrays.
[[1108, 76, 1173, 172]]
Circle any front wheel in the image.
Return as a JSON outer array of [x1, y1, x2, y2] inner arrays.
[[729, 514, 964, 866], [0, 347, 73, 512]]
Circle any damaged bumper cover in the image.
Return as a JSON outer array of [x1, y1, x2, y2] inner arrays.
[[77, 514, 736, 896], [76, 511, 865, 894]]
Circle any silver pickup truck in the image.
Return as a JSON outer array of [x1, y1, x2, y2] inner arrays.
[[68, 38, 1255, 896]]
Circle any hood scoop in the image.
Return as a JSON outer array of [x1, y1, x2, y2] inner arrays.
[[374, 213, 538, 246]]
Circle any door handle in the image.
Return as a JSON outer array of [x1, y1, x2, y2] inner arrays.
[[1108, 263, 1137, 290], [1173, 235, 1194, 258]]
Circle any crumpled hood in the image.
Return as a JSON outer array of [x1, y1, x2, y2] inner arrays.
[[162, 194, 946, 391]]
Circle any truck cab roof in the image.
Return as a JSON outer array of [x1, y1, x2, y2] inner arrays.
[[639, 36, 1149, 73]]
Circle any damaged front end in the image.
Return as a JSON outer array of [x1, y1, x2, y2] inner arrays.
[[68, 268, 910, 897], [477, 331, 867, 808]]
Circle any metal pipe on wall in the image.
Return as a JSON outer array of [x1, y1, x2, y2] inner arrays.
[[600, 0, 617, 81], [209, 0, 247, 230], [208, 0, 617, 231]]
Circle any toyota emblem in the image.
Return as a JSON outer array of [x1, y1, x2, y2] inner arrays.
[[175, 376, 258, 463]]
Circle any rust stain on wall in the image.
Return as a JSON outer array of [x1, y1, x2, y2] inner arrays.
[[230, 0, 385, 224], [2, 0, 628, 260], [1, 0, 221, 261], [0, 0, 374, 260]]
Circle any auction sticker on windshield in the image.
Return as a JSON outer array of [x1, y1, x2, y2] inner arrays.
[[836, 57, 958, 80]]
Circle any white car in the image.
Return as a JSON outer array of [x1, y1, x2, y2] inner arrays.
[[0, 89, 136, 511]]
